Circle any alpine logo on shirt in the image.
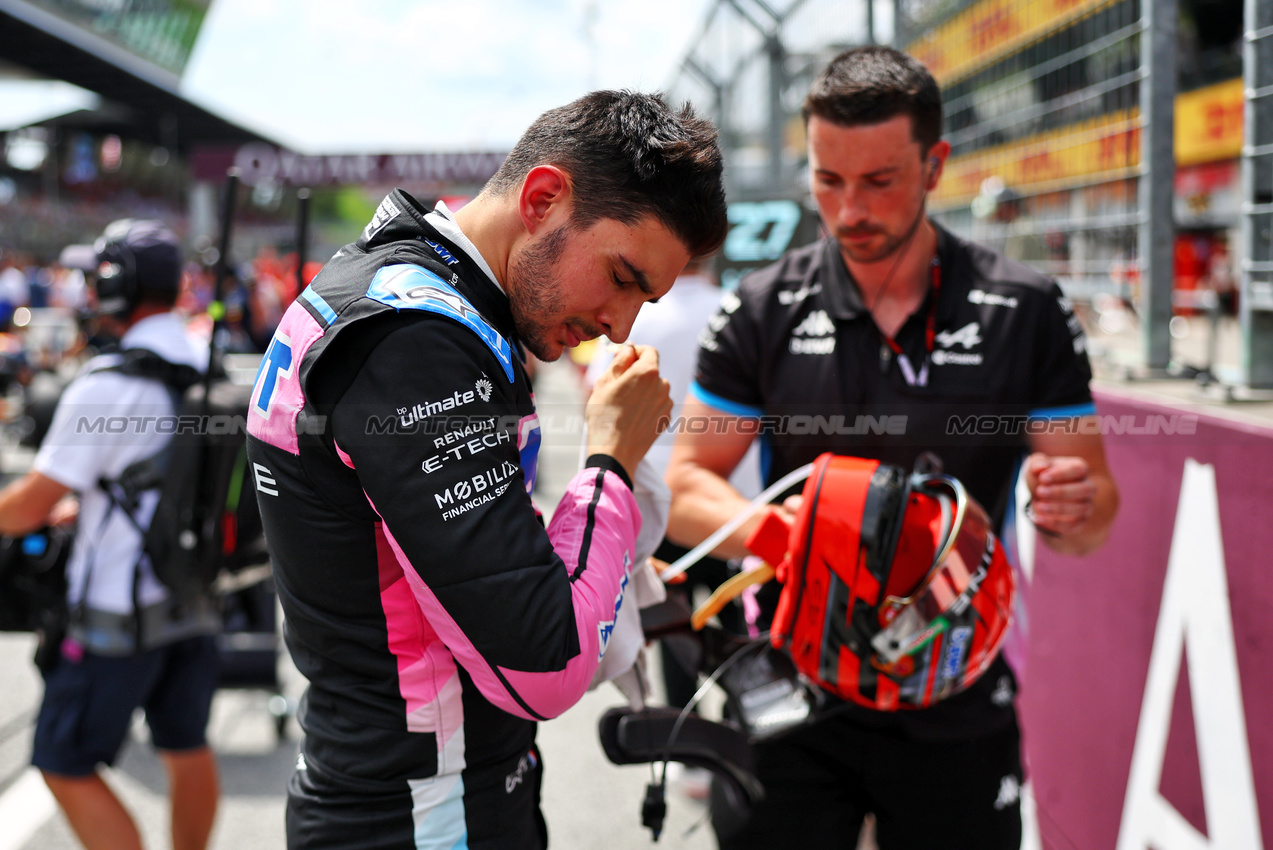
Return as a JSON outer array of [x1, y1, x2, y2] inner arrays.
[[932, 321, 984, 366], [790, 309, 836, 355]]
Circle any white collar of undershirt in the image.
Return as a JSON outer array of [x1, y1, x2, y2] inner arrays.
[[425, 201, 505, 296]]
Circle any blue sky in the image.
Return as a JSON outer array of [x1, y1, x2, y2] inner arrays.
[[181, 0, 713, 153]]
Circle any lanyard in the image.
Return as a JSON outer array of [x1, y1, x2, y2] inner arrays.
[[878, 255, 941, 387]]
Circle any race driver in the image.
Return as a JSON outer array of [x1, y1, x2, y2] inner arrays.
[[245, 90, 727, 849]]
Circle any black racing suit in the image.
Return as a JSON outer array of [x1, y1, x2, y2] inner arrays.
[[246, 190, 641, 849]]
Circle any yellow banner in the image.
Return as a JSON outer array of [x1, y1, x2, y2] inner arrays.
[[932, 110, 1141, 207], [1175, 78, 1244, 167], [908, 0, 1112, 85], [930, 75, 1245, 207]]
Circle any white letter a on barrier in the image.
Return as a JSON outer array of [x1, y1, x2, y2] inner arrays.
[[1116, 460, 1263, 850]]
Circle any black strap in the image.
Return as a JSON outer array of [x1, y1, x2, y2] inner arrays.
[[101, 348, 201, 391], [89, 348, 199, 641]]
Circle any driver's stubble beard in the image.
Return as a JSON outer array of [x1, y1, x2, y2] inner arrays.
[[508, 222, 572, 362]]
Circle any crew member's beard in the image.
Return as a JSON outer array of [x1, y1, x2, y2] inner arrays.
[[836, 226, 905, 264], [836, 198, 929, 265], [508, 223, 576, 362]]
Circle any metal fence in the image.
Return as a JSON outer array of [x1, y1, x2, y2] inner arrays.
[[1242, 0, 1273, 386], [666, 0, 878, 200], [666, 0, 1273, 380], [915, 0, 1145, 310]]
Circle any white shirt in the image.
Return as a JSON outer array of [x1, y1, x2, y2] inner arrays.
[[586, 274, 762, 497], [35, 312, 209, 614]]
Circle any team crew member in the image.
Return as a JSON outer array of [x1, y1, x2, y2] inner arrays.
[[0, 220, 220, 850], [246, 90, 727, 849], [665, 47, 1119, 849]]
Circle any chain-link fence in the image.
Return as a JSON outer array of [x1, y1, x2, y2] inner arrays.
[[668, 0, 1262, 381], [667, 0, 1150, 300], [913, 0, 1144, 310]]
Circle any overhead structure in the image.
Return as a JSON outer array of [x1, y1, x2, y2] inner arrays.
[[667, 0, 867, 200], [0, 0, 273, 151]]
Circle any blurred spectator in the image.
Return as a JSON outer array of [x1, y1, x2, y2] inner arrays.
[[0, 250, 31, 321], [47, 261, 89, 312], [1206, 238, 1237, 317]]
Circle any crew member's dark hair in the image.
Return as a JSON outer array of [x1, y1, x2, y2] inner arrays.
[[485, 90, 728, 257], [803, 46, 943, 154]]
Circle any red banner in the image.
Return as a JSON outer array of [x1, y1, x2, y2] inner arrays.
[[190, 144, 507, 187]]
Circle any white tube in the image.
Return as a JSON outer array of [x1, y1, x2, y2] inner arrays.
[[660, 462, 815, 583]]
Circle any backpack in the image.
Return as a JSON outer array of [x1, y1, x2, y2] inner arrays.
[[98, 348, 268, 601]]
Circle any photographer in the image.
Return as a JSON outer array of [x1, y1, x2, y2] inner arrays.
[[0, 220, 219, 850]]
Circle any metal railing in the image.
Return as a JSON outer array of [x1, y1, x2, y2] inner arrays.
[[1240, 0, 1273, 386]]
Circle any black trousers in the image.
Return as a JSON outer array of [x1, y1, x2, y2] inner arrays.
[[714, 713, 1024, 850], [287, 743, 547, 849]]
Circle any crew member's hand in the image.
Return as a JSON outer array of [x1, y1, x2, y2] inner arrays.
[[779, 495, 802, 520], [1023, 452, 1095, 535], [586, 344, 672, 481], [649, 556, 686, 585]]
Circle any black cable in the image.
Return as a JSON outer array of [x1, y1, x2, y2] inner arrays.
[[657, 632, 773, 788], [636, 632, 773, 841]]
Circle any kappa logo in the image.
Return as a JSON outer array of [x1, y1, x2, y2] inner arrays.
[[793, 310, 835, 337], [475, 377, 493, 402], [790, 310, 837, 354]]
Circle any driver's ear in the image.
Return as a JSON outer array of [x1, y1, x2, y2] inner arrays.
[[518, 166, 572, 235]]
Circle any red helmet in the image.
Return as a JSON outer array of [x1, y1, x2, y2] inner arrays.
[[745, 453, 1015, 711]]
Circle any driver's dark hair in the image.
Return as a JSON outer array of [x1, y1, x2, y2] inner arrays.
[[803, 46, 943, 154], [484, 90, 727, 257]]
